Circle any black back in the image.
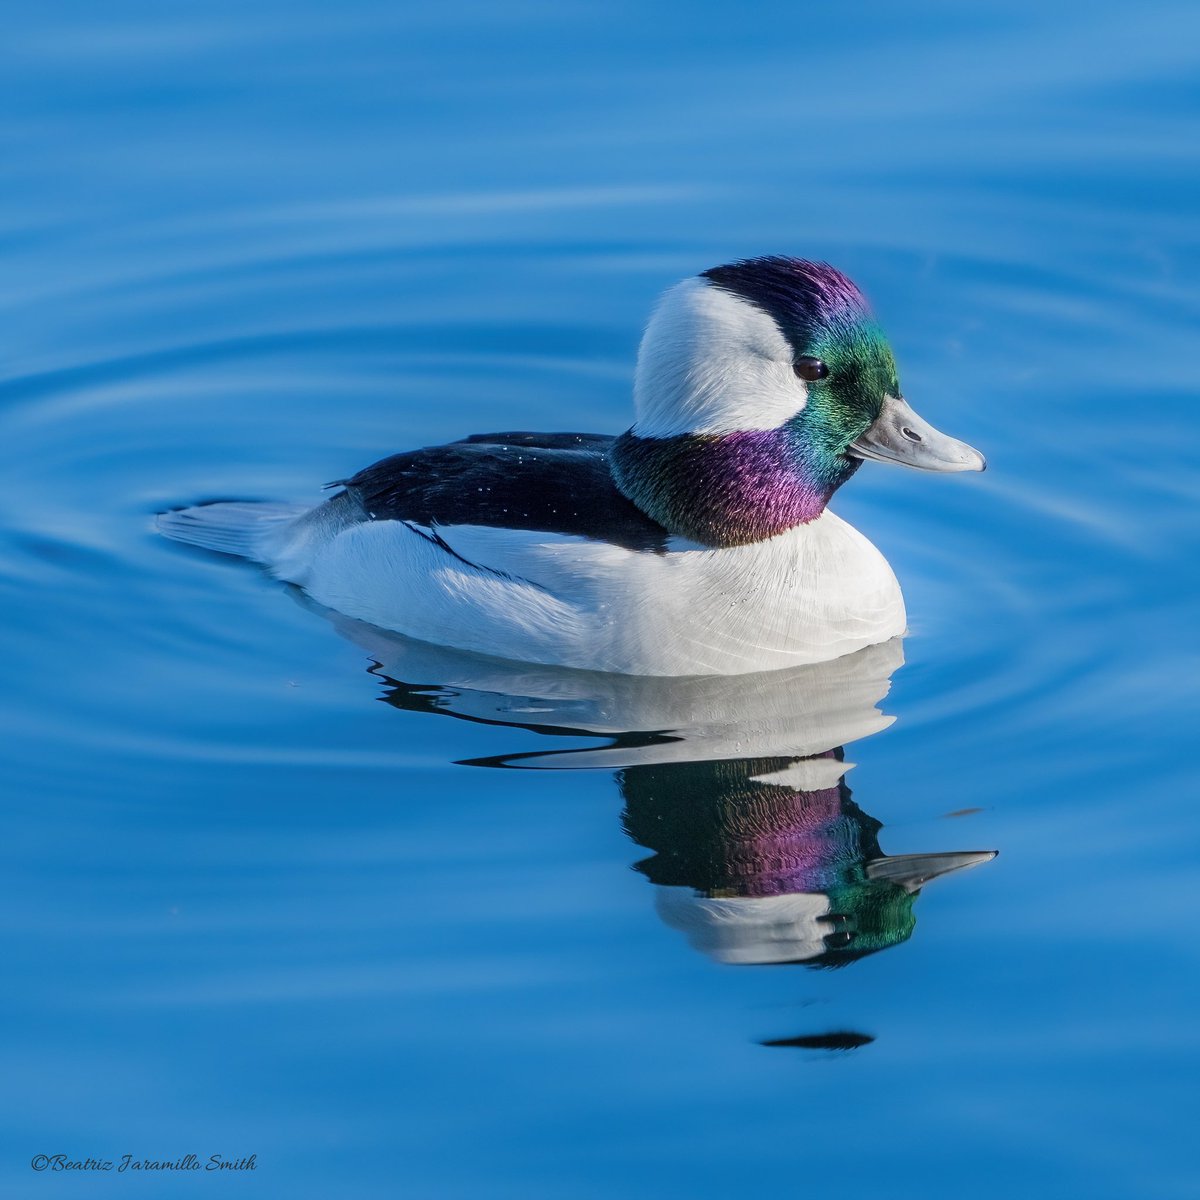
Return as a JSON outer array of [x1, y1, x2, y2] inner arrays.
[[338, 431, 671, 552]]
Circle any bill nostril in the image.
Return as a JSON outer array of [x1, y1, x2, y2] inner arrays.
[[900, 426, 922, 443]]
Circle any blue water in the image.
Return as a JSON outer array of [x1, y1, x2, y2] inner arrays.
[[3, 2, 1199, 1195]]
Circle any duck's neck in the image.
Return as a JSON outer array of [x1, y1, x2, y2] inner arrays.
[[609, 425, 859, 548]]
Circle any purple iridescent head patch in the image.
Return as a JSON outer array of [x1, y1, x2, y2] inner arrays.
[[702, 257, 875, 349]]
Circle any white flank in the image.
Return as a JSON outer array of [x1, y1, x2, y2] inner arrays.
[[263, 508, 905, 677], [631, 276, 807, 438]]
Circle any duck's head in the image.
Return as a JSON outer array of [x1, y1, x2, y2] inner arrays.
[[610, 256, 984, 546]]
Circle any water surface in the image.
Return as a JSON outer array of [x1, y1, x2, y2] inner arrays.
[[2, 2, 1199, 1197]]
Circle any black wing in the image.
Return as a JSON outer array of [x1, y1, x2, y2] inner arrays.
[[338, 431, 670, 552]]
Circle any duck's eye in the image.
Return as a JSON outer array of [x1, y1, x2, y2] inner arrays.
[[793, 357, 829, 382]]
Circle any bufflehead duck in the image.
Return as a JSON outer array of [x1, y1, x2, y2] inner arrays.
[[159, 256, 984, 676]]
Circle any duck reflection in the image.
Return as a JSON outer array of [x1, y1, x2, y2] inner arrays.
[[623, 753, 992, 967], [326, 611, 996, 972]]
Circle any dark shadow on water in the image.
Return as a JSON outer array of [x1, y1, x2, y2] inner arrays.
[[761, 1032, 876, 1051]]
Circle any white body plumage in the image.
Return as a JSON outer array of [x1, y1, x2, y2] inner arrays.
[[256, 503, 905, 676]]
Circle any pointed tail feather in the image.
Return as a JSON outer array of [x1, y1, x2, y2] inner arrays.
[[156, 501, 309, 562]]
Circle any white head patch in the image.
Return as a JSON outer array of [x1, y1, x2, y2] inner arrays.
[[631, 276, 806, 438]]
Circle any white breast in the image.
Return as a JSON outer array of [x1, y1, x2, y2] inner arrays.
[[272, 507, 904, 676]]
